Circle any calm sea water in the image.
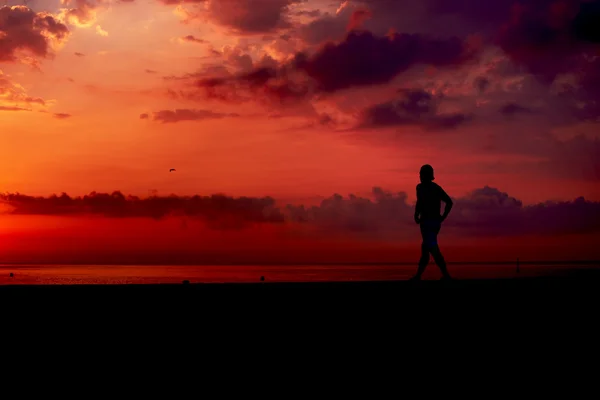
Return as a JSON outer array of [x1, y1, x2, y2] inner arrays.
[[0, 263, 598, 285]]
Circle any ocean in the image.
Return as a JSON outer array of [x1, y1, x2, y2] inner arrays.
[[1, 262, 598, 285]]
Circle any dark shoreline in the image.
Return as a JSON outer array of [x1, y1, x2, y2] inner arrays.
[[4, 274, 598, 359], [3, 272, 599, 307]]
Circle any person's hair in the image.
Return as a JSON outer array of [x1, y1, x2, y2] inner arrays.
[[419, 164, 434, 180]]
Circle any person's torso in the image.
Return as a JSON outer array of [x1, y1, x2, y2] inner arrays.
[[418, 182, 442, 220]]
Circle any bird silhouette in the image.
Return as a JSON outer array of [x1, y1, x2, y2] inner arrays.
[[169, 169, 176, 172]]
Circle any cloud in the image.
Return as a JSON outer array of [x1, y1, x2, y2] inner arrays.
[[74, 52, 85, 56], [294, 30, 479, 93], [295, 0, 496, 46], [202, 0, 302, 34], [0, 105, 29, 111], [0, 5, 70, 63], [158, 0, 207, 4], [346, 7, 372, 31], [2, 187, 599, 237], [447, 187, 600, 236], [161, 0, 302, 34], [95, 24, 108, 36], [58, 0, 99, 28], [145, 69, 157, 74], [285, 186, 600, 237], [492, 0, 600, 119], [294, 9, 321, 18], [139, 113, 149, 119], [288, 1, 600, 120], [149, 108, 240, 123], [179, 35, 207, 44], [473, 76, 490, 93], [355, 88, 472, 130], [499, 103, 534, 116], [0, 191, 284, 229], [53, 112, 71, 119], [0, 69, 47, 110], [192, 29, 480, 105]]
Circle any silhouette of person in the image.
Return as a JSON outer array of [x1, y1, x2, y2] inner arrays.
[[411, 164, 453, 280]]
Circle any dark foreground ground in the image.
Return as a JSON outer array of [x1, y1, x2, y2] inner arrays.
[[3, 270, 599, 322], [3, 272, 599, 383]]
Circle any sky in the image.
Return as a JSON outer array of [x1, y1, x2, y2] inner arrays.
[[0, 0, 599, 264]]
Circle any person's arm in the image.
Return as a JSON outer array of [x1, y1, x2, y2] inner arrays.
[[414, 185, 421, 224], [440, 187, 453, 222]]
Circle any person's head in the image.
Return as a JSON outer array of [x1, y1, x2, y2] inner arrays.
[[419, 164, 435, 183]]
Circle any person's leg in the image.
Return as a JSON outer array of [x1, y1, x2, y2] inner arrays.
[[411, 223, 431, 280], [411, 242, 430, 279], [430, 245, 451, 279], [429, 223, 451, 279]]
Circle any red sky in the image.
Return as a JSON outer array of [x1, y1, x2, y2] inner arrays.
[[1, 0, 599, 264]]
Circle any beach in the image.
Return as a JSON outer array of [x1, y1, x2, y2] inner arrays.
[[3, 265, 598, 317], [3, 266, 597, 369]]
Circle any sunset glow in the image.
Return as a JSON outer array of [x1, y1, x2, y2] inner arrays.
[[1, 0, 599, 264]]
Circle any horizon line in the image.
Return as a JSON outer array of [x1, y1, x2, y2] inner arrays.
[[1, 261, 599, 267]]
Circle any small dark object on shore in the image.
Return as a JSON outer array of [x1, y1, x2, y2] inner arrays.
[[9, 273, 13, 278], [260, 276, 265, 282], [182, 280, 190, 284]]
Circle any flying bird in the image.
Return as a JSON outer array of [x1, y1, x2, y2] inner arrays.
[[170, 169, 176, 172]]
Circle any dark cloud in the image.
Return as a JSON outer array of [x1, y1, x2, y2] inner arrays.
[[285, 186, 600, 237], [166, 1, 598, 125], [473, 76, 490, 93], [0, 105, 30, 111], [206, 0, 302, 33], [354, 89, 471, 130], [447, 186, 600, 236], [0, 5, 70, 62], [296, 1, 599, 112], [150, 108, 240, 123], [492, 0, 600, 121], [193, 30, 480, 104], [499, 103, 534, 116], [139, 113, 149, 119], [296, 30, 479, 92], [0, 191, 284, 229], [572, 0, 600, 43], [285, 187, 415, 234], [53, 113, 71, 119], [1, 187, 598, 236], [495, 0, 584, 82], [161, 0, 302, 33], [145, 69, 157, 74], [295, 0, 515, 46], [180, 35, 207, 43], [74, 52, 85, 57]]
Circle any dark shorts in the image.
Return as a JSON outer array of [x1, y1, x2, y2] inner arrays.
[[420, 219, 441, 248]]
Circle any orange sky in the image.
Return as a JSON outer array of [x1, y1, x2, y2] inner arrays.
[[1, 0, 599, 263]]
